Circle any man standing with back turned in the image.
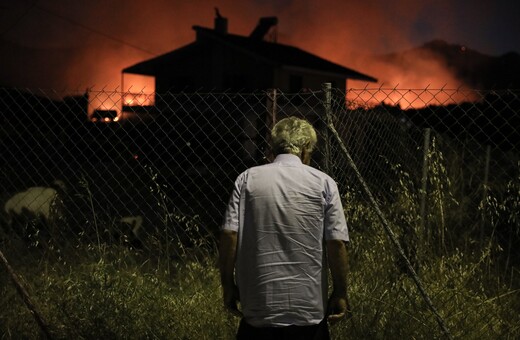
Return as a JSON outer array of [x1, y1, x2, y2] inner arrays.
[[219, 116, 350, 340]]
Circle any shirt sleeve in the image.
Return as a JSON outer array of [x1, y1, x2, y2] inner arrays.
[[221, 171, 247, 232], [323, 177, 349, 242]]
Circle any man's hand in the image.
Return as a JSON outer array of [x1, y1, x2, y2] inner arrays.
[[327, 295, 349, 324], [326, 239, 349, 325], [223, 283, 242, 317], [219, 230, 242, 317]]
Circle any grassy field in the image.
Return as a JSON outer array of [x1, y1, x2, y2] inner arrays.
[[1, 216, 518, 339], [1, 150, 519, 339]]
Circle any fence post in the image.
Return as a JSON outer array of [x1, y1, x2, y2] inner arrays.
[[480, 145, 491, 244], [420, 128, 431, 238], [262, 89, 278, 162], [269, 89, 277, 126], [322, 83, 332, 174]]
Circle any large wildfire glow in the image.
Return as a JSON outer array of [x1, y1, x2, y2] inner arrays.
[[85, 46, 474, 119], [2, 0, 511, 113], [80, 9, 478, 118], [346, 51, 479, 109], [346, 86, 478, 111]]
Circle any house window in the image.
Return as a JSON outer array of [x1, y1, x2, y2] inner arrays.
[[289, 75, 303, 92]]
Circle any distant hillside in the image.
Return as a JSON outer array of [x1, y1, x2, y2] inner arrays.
[[378, 39, 520, 90]]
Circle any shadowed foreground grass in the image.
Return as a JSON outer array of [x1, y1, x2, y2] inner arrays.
[[1, 246, 238, 339], [1, 237, 519, 339], [1, 154, 520, 338]]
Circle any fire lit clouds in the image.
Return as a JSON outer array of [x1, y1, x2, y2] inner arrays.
[[0, 0, 517, 95]]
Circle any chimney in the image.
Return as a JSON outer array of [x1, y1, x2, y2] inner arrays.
[[249, 17, 278, 41], [214, 7, 228, 34]]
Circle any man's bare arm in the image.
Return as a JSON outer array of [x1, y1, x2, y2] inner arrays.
[[218, 230, 242, 316], [326, 239, 349, 324]]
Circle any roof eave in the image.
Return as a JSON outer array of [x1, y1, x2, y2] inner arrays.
[[122, 42, 198, 75]]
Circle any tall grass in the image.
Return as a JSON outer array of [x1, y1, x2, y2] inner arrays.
[[1, 247, 237, 339], [1, 144, 519, 339]]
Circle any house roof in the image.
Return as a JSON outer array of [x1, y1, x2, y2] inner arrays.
[[122, 42, 203, 76], [123, 26, 377, 83]]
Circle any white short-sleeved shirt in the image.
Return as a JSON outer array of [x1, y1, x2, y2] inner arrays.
[[221, 154, 349, 327]]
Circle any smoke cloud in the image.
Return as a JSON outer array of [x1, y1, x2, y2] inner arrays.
[[0, 0, 515, 93]]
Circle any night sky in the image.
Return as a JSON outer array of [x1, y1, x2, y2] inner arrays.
[[1, 0, 519, 91]]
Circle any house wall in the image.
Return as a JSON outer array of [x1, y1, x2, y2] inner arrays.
[[155, 51, 211, 93], [273, 68, 346, 92], [146, 33, 349, 168], [151, 38, 278, 168], [214, 44, 275, 91]]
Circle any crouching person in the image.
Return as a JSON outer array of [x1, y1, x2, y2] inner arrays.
[[219, 117, 350, 340]]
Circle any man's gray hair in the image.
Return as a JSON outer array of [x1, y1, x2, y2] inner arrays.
[[271, 117, 318, 156]]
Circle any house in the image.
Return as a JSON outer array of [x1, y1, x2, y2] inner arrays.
[[122, 12, 376, 96], [120, 12, 377, 167]]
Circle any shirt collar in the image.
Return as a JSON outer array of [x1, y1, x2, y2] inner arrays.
[[273, 154, 302, 165]]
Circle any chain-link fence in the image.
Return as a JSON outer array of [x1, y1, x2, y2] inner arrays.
[[0, 85, 519, 338]]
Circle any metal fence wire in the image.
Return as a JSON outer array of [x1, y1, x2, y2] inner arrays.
[[0, 85, 519, 338]]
